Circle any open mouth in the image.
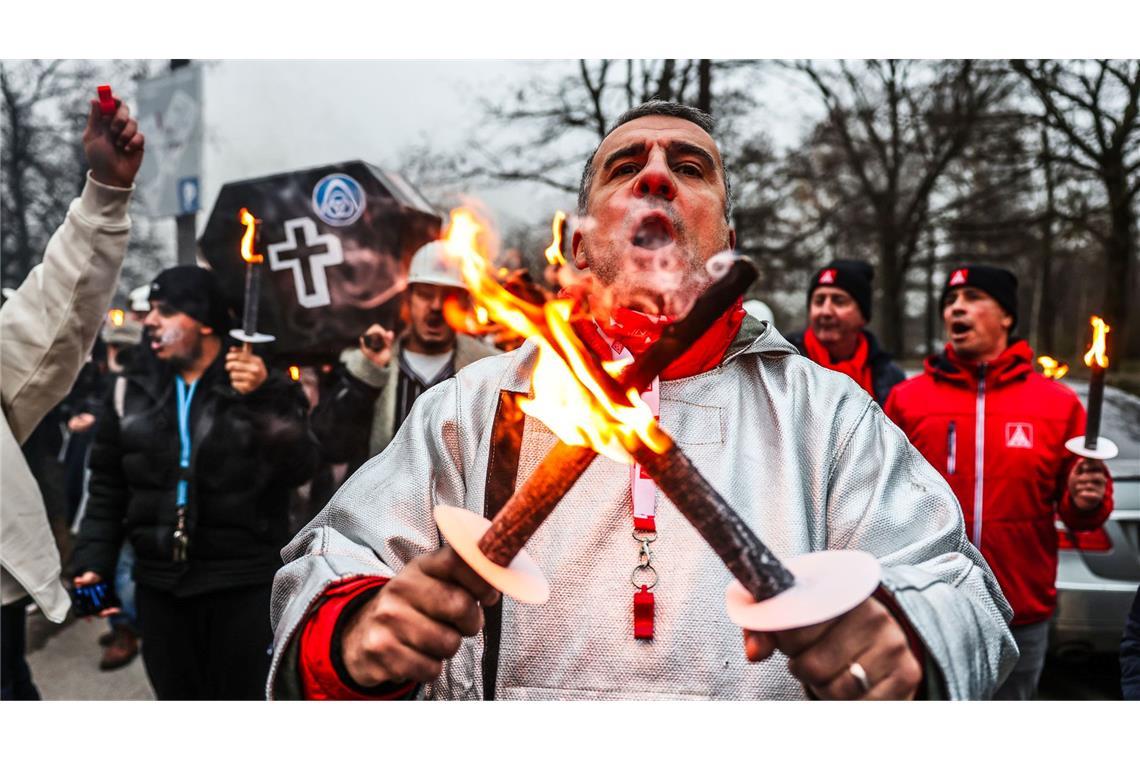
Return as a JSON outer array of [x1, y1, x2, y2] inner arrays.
[[631, 214, 675, 250], [950, 321, 972, 337]]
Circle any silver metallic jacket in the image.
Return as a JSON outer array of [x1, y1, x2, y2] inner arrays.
[[269, 319, 1017, 700]]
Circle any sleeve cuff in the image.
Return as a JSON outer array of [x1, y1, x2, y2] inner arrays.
[[78, 172, 134, 224], [298, 576, 420, 700], [343, 348, 392, 389]]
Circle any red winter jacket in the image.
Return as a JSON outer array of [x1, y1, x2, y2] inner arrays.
[[884, 340, 1114, 627]]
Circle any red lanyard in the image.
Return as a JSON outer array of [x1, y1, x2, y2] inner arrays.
[[598, 326, 659, 640]]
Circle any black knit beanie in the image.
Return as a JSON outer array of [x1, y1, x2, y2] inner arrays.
[[809, 260, 874, 321], [148, 266, 232, 334], [940, 264, 1018, 331]]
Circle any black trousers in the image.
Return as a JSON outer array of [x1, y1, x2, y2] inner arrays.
[[135, 583, 272, 700], [0, 600, 40, 700]]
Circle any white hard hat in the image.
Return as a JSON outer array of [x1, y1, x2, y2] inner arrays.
[[129, 284, 152, 312], [743, 299, 775, 326], [407, 241, 467, 290]]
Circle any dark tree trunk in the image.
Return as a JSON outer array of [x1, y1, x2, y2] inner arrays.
[[925, 228, 937, 355], [698, 59, 712, 116], [1036, 128, 1058, 353], [1104, 183, 1136, 359], [878, 238, 905, 356]]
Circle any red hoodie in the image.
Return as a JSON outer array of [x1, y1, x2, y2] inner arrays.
[[885, 340, 1114, 626]]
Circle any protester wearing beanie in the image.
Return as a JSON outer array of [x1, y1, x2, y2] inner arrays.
[[785, 259, 904, 406], [71, 265, 319, 699], [885, 262, 1113, 700]]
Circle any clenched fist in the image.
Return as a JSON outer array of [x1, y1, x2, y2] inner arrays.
[[83, 96, 144, 189], [225, 347, 268, 395], [743, 594, 922, 700], [1068, 457, 1108, 510], [340, 546, 500, 687]]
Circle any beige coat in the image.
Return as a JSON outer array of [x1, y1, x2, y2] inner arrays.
[[1, 174, 132, 621]]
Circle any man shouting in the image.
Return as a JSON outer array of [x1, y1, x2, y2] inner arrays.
[[268, 101, 1016, 701]]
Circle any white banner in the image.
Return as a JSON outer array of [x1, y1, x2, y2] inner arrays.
[[135, 65, 203, 218]]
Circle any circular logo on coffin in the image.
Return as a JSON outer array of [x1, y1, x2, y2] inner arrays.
[[311, 173, 366, 227]]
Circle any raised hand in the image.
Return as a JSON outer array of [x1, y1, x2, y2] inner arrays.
[[359, 324, 396, 369], [83, 95, 145, 188]]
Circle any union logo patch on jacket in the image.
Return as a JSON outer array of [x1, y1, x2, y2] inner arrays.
[[1005, 422, 1034, 449]]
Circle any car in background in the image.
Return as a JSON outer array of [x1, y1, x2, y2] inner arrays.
[[1049, 382, 1140, 658]]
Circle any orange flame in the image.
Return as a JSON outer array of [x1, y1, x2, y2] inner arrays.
[[239, 208, 264, 264], [288, 365, 301, 382], [1037, 355, 1069, 380], [442, 208, 667, 463], [1083, 316, 1110, 369], [108, 308, 125, 327], [544, 211, 568, 266]]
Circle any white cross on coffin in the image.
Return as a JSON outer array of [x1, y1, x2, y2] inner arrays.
[[267, 217, 344, 309]]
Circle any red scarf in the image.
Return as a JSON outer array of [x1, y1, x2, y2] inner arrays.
[[803, 327, 874, 397], [572, 297, 746, 380]]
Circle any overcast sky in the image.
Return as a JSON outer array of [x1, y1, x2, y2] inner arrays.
[[170, 60, 816, 237], [195, 60, 580, 233]]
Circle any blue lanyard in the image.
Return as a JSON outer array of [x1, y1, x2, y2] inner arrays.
[[175, 376, 199, 508]]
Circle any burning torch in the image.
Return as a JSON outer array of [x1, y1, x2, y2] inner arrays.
[[544, 210, 568, 267], [228, 208, 275, 354], [433, 210, 880, 633], [1065, 316, 1118, 460], [1037, 355, 1069, 380]]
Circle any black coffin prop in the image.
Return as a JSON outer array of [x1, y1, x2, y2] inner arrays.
[[200, 162, 442, 363]]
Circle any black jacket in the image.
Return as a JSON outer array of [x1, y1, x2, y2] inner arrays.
[[72, 346, 319, 596], [785, 328, 906, 406]]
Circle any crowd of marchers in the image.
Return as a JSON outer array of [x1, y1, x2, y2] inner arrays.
[[2, 97, 1138, 702]]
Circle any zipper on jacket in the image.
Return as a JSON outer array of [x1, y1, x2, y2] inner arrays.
[[947, 421, 957, 475], [972, 364, 987, 548]]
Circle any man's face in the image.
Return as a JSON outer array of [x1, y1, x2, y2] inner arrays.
[[942, 286, 1012, 360], [809, 286, 866, 346], [142, 301, 212, 367], [572, 115, 736, 318], [408, 283, 465, 351]]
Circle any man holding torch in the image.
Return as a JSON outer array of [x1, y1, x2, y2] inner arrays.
[[885, 264, 1113, 700], [70, 265, 319, 699], [268, 102, 1016, 700]]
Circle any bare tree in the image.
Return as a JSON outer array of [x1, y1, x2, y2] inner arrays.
[[1011, 59, 1140, 358], [401, 60, 760, 201], [2, 60, 87, 287], [786, 60, 1014, 355], [2, 59, 160, 293]]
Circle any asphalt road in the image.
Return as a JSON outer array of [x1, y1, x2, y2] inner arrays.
[[26, 609, 154, 700]]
